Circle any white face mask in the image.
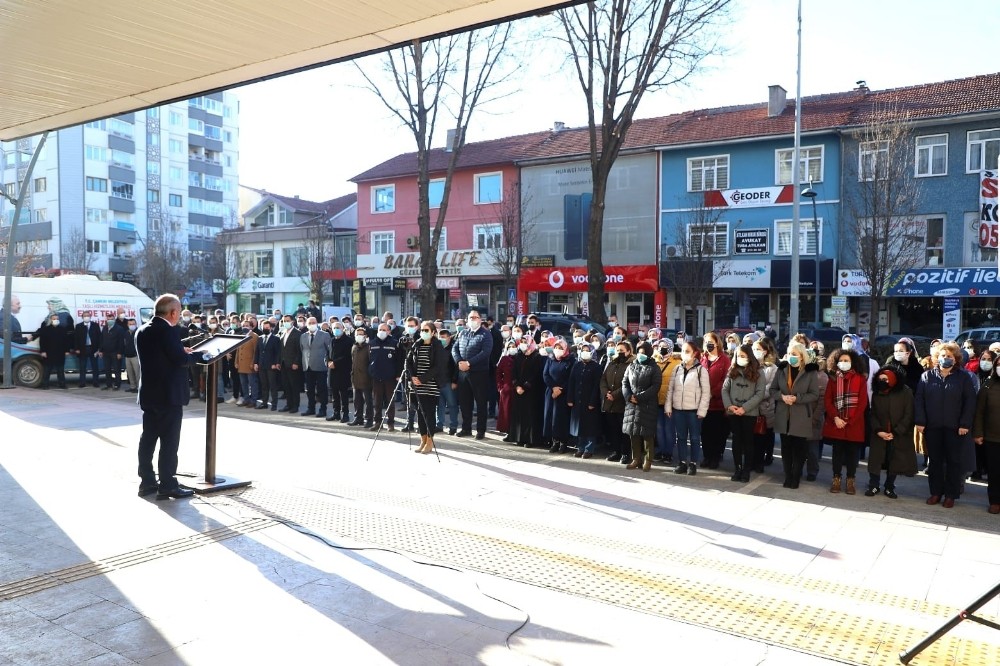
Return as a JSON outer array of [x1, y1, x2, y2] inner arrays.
[[680, 352, 692, 363], [580, 351, 593, 361], [307, 324, 318, 333], [377, 330, 388, 340], [842, 340, 854, 351], [512, 331, 523, 341], [83, 317, 91, 324], [980, 360, 993, 372], [209, 323, 218, 329], [753, 348, 765, 360], [728, 342, 738, 352], [501, 331, 511, 339], [553, 348, 565, 359], [893, 350, 908, 362], [736, 356, 749, 367], [355, 334, 366, 343], [518, 343, 528, 352], [837, 361, 852, 372], [469, 320, 481, 331]]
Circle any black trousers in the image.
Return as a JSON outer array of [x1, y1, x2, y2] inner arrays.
[[603, 412, 628, 455], [137, 404, 183, 490], [43, 357, 66, 387], [828, 437, 860, 478], [414, 393, 438, 436], [372, 379, 397, 426], [281, 363, 301, 410], [781, 434, 807, 486], [104, 354, 122, 387], [729, 414, 754, 471], [260, 368, 279, 406], [353, 386, 374, 425], [303, 369, 328, 412], [78, 350, 99, 385], [457, 369, 489, 435], [329, 381, 351, 418], [985, 441, 1000, 505], [701, 410, 730, 464], [925, 427, 967, 499]]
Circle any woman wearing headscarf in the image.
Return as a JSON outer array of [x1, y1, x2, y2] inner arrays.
[[543, 337, 575, 453], [884, 337, 924, 393], [973, 358, 1000, 513], [971, 350, 998, 481], [823, 348, 869, 494], [722, 343, 768, 482], [506, 334, 545, 447], [700, 331, 732, 469], [867, 366, 917, 498], [601, 340, 633, 464], [567, 342, 603, 458], [495, 338, 518, 436], [771, 342, 820, 489], [915, 341, 977, 508], [622, 341, 663, 471], [653, 338, 681, 463], [804, 340, 829, 483], [751, 336, 779, 472]]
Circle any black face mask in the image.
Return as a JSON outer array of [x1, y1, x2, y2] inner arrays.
[[262, 328, 271, 334], [705, 343, 715, 352]]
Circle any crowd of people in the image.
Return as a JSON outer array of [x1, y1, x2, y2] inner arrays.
[[29, 302, 1000, 513]]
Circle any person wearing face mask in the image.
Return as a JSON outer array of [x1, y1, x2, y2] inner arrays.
[[700, 331, 732, 470], [752, 337, 780, 472], [123, 318, 141, 393], [276, 315, 303, 413], [405, 323, 449, 454], [97, 315, 127, 391], [495, 339, 518, 436], [915, 341, 977, 509], [666, 341, 710, 474], [73, 310, 102, 388], [397, 316, 422, 432], [504, 335, 545, 447], [866, 366, 917, 499], [724, 333, 741, 358], [770, 342, 820, 489], [973, 354, 1000, 513], [600, 341, 634, 464], [298, 316, 331, 418], [325, 323, 354, 423], [368, 323, 399, 432], [567, 342, 603, 458], [452, 310, 494, 440], [542, 339, 575, 453], [970, 350, 998, 480], [622, 341, 663, 472], [233, 318, 261, 408], [36, 313, 71, 389], [823, 350, 869, 495], [841, 334, 879, 401], [653, 339, 680, 464], [348, 327, 374, 428], [963, 342, 982, 374], [884, 338, 923, 393], [254, 319, 282, 410], [722, 343, 768, 482], [436, 329, 460, 436], [804, 341, 829, 482]]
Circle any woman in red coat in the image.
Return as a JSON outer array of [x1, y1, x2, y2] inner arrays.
[[495, 336, 518, 435], [823, 349, 869, 495]]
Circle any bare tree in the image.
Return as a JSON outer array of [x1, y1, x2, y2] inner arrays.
[[356, 25, 514, 317], [214, 221, 251, 309], [480, 181, 539, 314], [843, 102, 925, 336], [300, 220, 334, 307], [660, 202, 732, 329], [58, 226, 98, 274], [555, 0, 731, 323], [134, 214, 188, 296]]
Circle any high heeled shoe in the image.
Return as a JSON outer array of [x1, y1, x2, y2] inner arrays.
[[420, 436, 435, 454], [415, 435, 427, 453]]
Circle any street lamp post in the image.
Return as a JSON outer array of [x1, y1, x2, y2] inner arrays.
[[801, 183, 820, 326]]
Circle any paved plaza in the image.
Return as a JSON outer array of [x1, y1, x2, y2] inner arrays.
[[1, 386, 1000, 665]]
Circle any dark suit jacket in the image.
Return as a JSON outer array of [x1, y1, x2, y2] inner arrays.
[[256, 332, 282, 368], [73, 321, 102, 353], [135, 316, 197, 408], [280, 327, 303, 366]]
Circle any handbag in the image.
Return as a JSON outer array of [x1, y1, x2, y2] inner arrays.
[[753, 415, 768, 435]]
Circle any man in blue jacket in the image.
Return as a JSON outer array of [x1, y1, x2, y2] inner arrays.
[[452, 310, 493, 439], [368, 322, 399, 431], [135, 294, 199, 500]]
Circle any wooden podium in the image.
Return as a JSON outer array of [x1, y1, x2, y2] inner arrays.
[[181, 334, 253, 494]]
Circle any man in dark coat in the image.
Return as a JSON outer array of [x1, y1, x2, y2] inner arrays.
[[0, 294, 26, 343], [326, 321, 354, 422], [135, 294, 198, 500], [100, 316, 127, 390], [37, 313, 71, 389], [255, 318, 282, 410], [73, 310, 102, 387], [452, 310, 494, 439], [278, 315, 303, 412]]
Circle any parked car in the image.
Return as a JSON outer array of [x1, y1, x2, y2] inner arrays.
[[954, 328, 1000, 344], [792, 327, 850, 346], [874, 334, 937, 353], [515, 312, 608, 338]]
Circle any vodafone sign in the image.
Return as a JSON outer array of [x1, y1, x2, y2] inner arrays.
[[519, 265, 659, 292]]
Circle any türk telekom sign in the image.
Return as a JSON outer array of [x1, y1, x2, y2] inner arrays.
[[518, 265, 659, 292], [704, 185, 794, 208]]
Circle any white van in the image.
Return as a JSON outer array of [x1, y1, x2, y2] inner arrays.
[[954, 328, 1000, 344], [321, 304, 354, 322]]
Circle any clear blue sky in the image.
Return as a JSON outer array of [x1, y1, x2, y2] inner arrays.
[[235, 0, 998, 201]]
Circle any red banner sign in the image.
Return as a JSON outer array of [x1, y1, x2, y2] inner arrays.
[[518, 265, 659, 292]]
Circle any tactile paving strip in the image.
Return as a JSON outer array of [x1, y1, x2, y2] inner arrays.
[[218, 485, 1000, 666], [0, 517, 274, 602]]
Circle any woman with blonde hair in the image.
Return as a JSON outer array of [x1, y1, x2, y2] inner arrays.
[[770, 341, 820, 489]]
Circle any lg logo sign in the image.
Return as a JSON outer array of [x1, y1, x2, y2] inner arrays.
[[548, 270, 565, 289]]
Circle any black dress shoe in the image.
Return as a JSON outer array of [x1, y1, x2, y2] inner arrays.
[[325, 414, 338, 421], [401, 425, 415, 433], [300, 410, 315, 416], [137, 484, 158, 497], [448, 428, 456, 436], [278, 407, 291, 412], [549, 443, 561, 453], [455, 430, 471, 438], [255, 404, 267, 409], [348, 420, 363, 426], [607, 453, 622, 462], [475, 433, 485, 440], [315, 411, 327, 418], [156, 488, 195, 500], [271, 406, 277, 411]]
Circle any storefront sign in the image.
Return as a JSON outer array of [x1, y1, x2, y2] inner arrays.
[[837, 269, 871, 296], [392, 278, 407, 290], [518, 265, 658, 292], [733, 229, 769, 255], [239, 278, 276, 292], [979, 170, 998, 248], [357, 249, 496, 278], [704, 185, 794, 209], [714, 260, 770, 288], [521, 255, 556, 268], [363, 277, 391, 287], [771, 259, 835, 290], [406, 277, 460, 289], [943, 297, 961, 339], [887, 267, 1000, 297]]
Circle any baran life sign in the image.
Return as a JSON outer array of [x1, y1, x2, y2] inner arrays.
[[980, 170, 998, 248]]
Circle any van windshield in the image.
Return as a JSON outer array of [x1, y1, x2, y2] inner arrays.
[[139, 307, 153, 324]]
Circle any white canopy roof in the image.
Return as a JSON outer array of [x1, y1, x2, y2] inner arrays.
[[0, 0, 572, 140]]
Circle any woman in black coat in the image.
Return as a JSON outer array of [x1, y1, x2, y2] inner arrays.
[[567, 343, 603, 458], [622, 341, 663, 471], [505, 336, 545, 447], [404, 323, 449, 454]]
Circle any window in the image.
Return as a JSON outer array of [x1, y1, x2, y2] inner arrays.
[[147, 132, 159, 147], [278, 207, 293, 225], [84, 145, 107, 162], [3, 152, 15, 168], [147, 160, 160, 175], [429, 179, 445, 208], [474, 173, 502, 204], [473, 224, 502, 250], [225, 155, 233, 168], [776, 146, 823, 184], [252, 250, 273, 277], [371, 231, 394, 254], [434, 226, 447, 251], [86, 240, 108, 254], [34, 209, 47, 223], [189, 171, 203, 187], [688, 156, 729, 191], [169, 166, 184, 182], [687, 223, 729, 256], [85, 119, 107, 130], [968, 129, 1000, 173], [920, 216, 945, 265], [110, 181, 133, 200], [204, 125, 222, 140], [169, 110, 183, 127], [146, 107, 159, 120], [85, 177, 107, 193], [859, 141, 889, 181], [204, 175, 223, 191], [33, 177, 46, 193], [111, 149, 134, 169], [108, 118, 133, 139], [85, 208, 108, 224], [188, 118, 204, 133], [3, 183, 16, 198], [283, 247, 309, 277], [147, 189, 160, 204], [775, 219, 822, 255], [372, 185, 395, 213], [224, 130, 233, 143], [168, 139, 184, 155], [168, 193, 183, 207], [916, 134, 948, 177]]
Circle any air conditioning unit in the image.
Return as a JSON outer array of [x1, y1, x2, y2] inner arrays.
[[406, 235, 419, 248], [662, 244, 683, 259]]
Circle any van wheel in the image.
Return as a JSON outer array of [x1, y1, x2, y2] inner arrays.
[[13, 358, 43, 389]]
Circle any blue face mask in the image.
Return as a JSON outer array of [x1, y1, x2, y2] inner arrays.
[[636, 353, 648, 363], [607, 349, 617, 358], [939, 356, 955, 369], [788, 355, 800, 367], [405, 325, 417, 335], [439, 338, 449, 347], [332, 328, 343, 337]]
